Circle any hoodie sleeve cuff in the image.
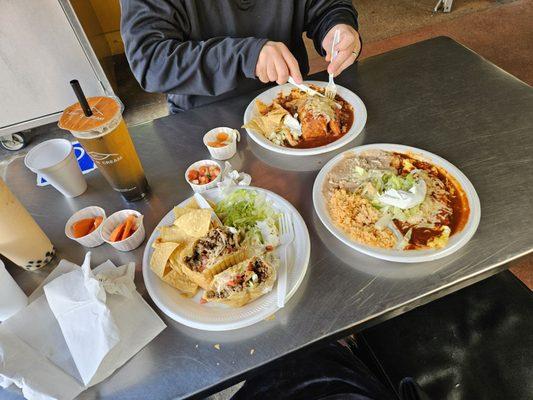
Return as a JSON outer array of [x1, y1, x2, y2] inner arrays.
[[242, 38, 269, 79], [313, 9, 358, 56]]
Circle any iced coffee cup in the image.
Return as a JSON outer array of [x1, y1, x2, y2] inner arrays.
[[58, 94, 149, 202], [0, 178, 55, 271]]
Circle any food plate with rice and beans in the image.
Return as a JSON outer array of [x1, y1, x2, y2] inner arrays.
[[313, 144, 481, 263]]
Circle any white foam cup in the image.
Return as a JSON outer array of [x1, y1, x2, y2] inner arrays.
[[0, 259, 28, 321], [24, 139, 87, 198]]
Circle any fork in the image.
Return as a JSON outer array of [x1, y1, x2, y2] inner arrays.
[[277, 212, 294, 308], [325, 29, 341, 100]]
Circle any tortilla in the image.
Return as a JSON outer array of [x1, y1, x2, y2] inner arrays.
[[178, 239, 249, 290], [202, 257, 277, 307], [174, 209, 211, 238], [150, 242, 180, 278]]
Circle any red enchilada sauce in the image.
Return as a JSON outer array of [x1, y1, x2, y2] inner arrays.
[[392, 153, 470, 249], [276, 92, 354, 149]]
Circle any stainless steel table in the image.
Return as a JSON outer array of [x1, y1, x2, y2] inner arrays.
[[3, 37, 533, 399]]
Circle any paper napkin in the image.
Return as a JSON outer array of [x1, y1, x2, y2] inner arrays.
[[0, 253, 166, 400], [217, 161, 252, 194]]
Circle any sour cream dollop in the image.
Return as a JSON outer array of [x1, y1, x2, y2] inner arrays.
[[283, 114, 302, 136], [377, 178, 427, 209]]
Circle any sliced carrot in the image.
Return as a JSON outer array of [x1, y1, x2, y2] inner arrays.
[[216, 132, 229, 142], [109, 222, 126, 242], [93, 216, 103, 229], [207, 141, 225, 148], [87, 224, 96, 234], [121, 215, 136, 241], [72, 218, 95, 238]]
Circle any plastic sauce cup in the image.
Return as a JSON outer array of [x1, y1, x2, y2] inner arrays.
[[203, 127, 240, 160]]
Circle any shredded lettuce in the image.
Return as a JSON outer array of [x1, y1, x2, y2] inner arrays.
[[215, 189, 280, 248], [377, 172, 416, 193]]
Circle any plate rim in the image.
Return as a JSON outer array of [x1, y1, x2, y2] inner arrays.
[[243, 81, 367, 156], [142, 186, 311, 331], [312, 143, 482, 263]]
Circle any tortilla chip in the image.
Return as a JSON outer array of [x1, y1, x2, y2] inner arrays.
[[150, 242, 180, 278], [255, 99, 269, 115], [159, 225, 191, 243], [242, 101, 288, 137], [173, 207, 192, 220], [174, 209, 211, 238], [162, 266, 199, 297], [184, 198, 200, 209]]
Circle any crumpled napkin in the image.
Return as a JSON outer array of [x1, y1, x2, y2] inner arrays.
[[44, 253, 124, 385], [0, 253, 166, 400], [217, 161, 252, 194]]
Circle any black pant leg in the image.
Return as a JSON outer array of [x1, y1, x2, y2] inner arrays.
[[231, 342, 396, 400]]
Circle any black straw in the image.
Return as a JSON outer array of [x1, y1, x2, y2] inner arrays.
[[69, 79, 93, 117]]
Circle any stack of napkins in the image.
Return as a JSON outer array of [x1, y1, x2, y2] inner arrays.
[[0, 253, 166, 400]]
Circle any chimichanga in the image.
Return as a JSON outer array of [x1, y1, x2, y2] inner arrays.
[[202, 256, 277, 307]]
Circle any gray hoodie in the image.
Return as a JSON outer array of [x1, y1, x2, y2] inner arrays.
[[120, 0, 358, 112]]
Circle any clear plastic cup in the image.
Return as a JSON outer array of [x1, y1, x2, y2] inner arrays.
[[58, 96, 149, 202], [0, 178, 55, 271]]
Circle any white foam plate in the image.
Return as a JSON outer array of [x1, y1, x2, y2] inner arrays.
[[313, 144, 481, 263], [243, 81, 367, 156], [142, 187, 310, 331]]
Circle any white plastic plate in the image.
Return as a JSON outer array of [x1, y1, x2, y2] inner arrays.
[[313, 144, 481, 263], [142, 187, 310, 331], [243, 81, 367, 156]]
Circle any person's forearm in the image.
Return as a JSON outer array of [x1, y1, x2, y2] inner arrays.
[[127, 36, 267, 96], [120, 0, 267, 96]]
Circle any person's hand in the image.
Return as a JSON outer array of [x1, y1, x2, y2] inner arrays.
[[322, 24, 361, 77], [255, 41, 303, 84]]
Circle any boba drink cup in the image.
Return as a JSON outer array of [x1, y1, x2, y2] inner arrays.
[[0, 178, 55, 271], [58, 95, 149, 202]]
